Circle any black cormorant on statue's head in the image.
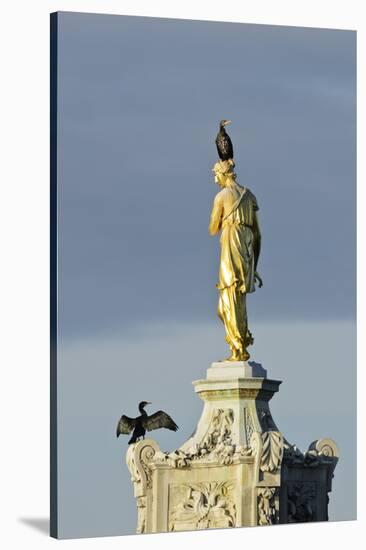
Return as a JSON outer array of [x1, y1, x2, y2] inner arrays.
[[216, 120, 234, 161]]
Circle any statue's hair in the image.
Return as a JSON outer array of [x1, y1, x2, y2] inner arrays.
[[212, 159, 236, 177]]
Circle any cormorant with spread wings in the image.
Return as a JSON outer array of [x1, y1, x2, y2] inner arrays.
[[116, 401, 178, 444]]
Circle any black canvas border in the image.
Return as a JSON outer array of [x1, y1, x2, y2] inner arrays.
[[50, 11, 58, 539]]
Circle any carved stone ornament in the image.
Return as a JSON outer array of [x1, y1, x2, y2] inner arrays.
[[260, 431, 284, 472], [257, 487, 278, 525], [169, 481, 236, 531], [283, 437, 339, 469], [244, 407, 254, 445], [153, 408, 252, 468], [287, 482, 316, 523]]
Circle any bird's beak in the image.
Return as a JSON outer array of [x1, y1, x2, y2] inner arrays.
[[146, 402, 152, 405], [224, 120, 231, 126]]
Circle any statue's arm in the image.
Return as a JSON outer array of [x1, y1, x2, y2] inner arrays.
[[209, 194, 223, 235], [252, 210, 262, 271]]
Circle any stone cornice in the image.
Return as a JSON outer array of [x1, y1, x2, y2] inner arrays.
[[193, 377, 282, 402]]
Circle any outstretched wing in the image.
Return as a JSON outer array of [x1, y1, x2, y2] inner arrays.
[[143, 411, 178, 432], [116, 415, 136, 437]]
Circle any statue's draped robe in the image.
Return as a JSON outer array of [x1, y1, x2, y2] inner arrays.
[[209, 187, 259, 356]]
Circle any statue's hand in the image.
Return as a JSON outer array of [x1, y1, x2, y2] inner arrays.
[[254, 271, 263, 288]]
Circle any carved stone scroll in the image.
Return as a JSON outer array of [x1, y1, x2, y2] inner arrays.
[[126, 440, 159, 496], [308, 438, 339, 460]]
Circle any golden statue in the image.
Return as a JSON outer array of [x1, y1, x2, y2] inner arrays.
[[209, 159, 262, 361]]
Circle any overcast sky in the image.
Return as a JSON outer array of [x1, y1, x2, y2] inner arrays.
[[55, 12, 356, 538]]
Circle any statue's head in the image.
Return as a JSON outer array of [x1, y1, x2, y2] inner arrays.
[[212, 159, 236, 186]]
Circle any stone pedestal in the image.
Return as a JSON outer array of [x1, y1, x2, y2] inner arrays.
[[126, 362, 339, 533]]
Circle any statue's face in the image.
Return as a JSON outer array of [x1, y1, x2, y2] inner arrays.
[[214, 171, 225, 186]]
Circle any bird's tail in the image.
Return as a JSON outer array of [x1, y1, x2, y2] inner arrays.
[[128, 434, 137, 444]]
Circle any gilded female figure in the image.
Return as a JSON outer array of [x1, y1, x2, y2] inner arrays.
[[209, 160, 262, 361]]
